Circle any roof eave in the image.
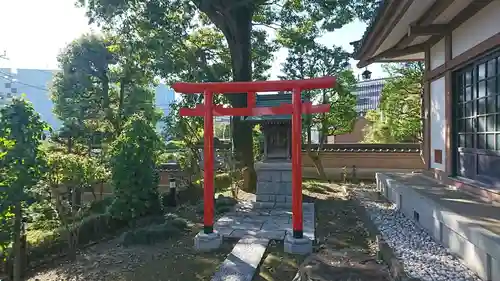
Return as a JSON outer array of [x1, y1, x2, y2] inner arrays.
[[356, 43, 427, 68], [353, 0, 393, 59]]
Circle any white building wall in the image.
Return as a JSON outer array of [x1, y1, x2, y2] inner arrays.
[[430, 77, 446, 171], [0, 68, 176, 134], [452, 1, 500, 58], [430, 38, 445, 70]]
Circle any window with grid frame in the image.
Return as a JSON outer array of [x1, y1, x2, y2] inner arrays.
[[454, 53, 500, 182], [456, 57, 500, 150]]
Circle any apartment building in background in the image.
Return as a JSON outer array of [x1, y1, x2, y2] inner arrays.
[[0, 68, 176, 133], [328, 78, 388, 143], [354, 78, 387, 116]]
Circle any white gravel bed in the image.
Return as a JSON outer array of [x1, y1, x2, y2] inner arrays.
[[354, 187, 482, 281]]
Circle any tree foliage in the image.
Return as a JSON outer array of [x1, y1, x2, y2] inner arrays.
[[363, 62, 423, 143], [50, 33, 161, 151], [77, 0, 378, 190], [280, 42, 356, 181], [108, 114, 161, 221], [280, 43, 357, 139], [35, 152, 108, 258], [0, 98, 47, 281]]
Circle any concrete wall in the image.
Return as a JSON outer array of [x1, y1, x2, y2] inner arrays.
[[429, 77, 446, 171], [0, 68, 176, 133], [452, 1, 500, 58], [302, 144, 425, 180], [0, 69, 62, 130], [328, 117, 369, 144]]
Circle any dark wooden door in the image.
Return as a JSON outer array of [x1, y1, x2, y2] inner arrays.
[[454, 52, 500, 188]]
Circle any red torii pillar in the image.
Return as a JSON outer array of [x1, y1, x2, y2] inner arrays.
[[173, 77, 335, 239]]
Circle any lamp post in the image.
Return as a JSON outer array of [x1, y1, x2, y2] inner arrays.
[[362, 68, 372, 80], [167, 177, 177, 207]]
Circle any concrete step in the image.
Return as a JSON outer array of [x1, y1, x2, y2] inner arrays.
[[211, 236, 270, 281]]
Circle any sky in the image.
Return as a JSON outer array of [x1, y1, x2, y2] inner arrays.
[[0, 0, 386, 81]]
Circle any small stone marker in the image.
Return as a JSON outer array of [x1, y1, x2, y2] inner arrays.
[[211, 235, 270, 281]]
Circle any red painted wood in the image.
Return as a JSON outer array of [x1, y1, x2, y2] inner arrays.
[[291, 88, 303, 237], [176, 78, 336, 236], [172, 76, 336, 94], [203, 90, 215, 233], [247, 92, 256, 108], [179, 103, 330, 116]]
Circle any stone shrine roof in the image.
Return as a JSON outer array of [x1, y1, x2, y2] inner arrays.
[[245, 93, 308, 122]]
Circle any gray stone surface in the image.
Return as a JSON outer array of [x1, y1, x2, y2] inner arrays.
[[212, 236, 270, 281], [194, 231, 223, 252], [214, 201, 315, 241], [276, 195, 286, 202], [284, 233, 313, 255], [255, 161, 293, 203], [229, 230, 286, 240]]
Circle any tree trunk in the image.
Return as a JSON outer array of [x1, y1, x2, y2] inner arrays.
[[306, 137, 329, 182], [232, 118, 256, 192], [12, 201, 22, 281], [305, 89, 329, 182], [116, 75, 127, 135], [68, 136, 73, 153], [200, 4, 257, 192]]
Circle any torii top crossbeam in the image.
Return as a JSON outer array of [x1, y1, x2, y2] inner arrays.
[[172, 76, 335, 93], [173, 76, 335, 240]]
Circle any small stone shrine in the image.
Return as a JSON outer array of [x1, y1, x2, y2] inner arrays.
[[246, 92, 306, 204]]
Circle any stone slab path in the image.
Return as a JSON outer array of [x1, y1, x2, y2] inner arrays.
[[211, 236, 270, 281], [214, 201, 315, 240]]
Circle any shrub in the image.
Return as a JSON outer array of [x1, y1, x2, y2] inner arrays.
[[87, 196, 113, 214], [108, 114, 161, 221], [195, 195, 237, 214], [26, 202, 60, 231], [26, 211, 127, 263], [120, 221, 186, 247]]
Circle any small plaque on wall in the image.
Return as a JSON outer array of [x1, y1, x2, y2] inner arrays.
[[434, 149, 443, 164]]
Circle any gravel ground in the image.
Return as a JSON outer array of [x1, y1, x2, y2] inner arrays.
[[353, 184, 481, 281]]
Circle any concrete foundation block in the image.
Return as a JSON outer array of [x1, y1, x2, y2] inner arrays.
[[281, 171, 292, 182], [258, 171, 273, 181], [278, 183, 291, 195], [275, 195, 286, 202], [271, 171, 282, 182], [256, 194, 276, 202], [275, 202, 292, 208], [284, 233, 313, 255], [252, 201, 276, 209], [256, 182, 270, 194], [194, 231, 223, 252]]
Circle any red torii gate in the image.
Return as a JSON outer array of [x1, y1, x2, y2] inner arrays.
[[172, 76, 335, 239]]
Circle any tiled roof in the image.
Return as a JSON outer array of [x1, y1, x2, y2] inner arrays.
[[352, 0, 388, 58], [245, 93, 308, 122]]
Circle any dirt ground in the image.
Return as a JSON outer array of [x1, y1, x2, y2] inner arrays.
[[252, 180, 389, 281], [28, 181, 389, 281], [26, 204, 235, 281]]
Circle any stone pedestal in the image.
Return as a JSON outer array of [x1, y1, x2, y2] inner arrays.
[[255, 161, 292, 203], [194, 231, 223, 252], [284, 233, 313, 255]]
